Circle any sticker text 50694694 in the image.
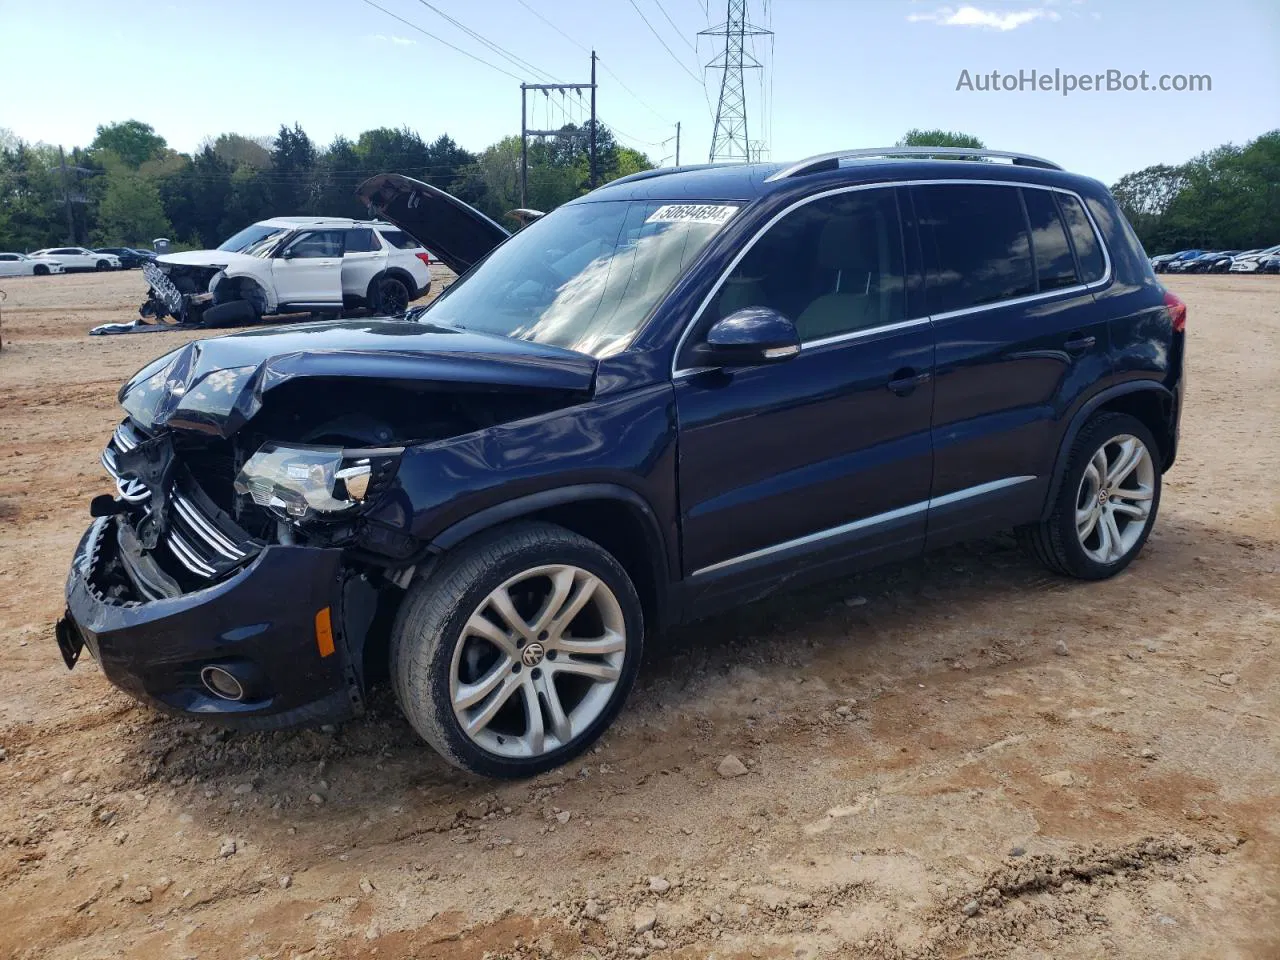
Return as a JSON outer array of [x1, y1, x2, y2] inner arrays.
[[645, 204, 739, 225]]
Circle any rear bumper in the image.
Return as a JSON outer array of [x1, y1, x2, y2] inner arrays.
[[57, 517, 363, 729]]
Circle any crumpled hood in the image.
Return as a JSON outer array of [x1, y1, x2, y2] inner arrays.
[[118, 318, 597, 438], [157, 250, 258, 270]]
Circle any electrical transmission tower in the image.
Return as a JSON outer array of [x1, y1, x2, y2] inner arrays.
[[700, 0, 772, 163]]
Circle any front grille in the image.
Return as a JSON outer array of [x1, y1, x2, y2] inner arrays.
[[101, 421, 150, 503], [100, 419, 260, 591]]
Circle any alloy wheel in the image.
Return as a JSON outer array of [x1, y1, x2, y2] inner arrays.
[[1075, 433, 1156, 564], [379, 279, 409, 314], [449, 564, 627, 759]]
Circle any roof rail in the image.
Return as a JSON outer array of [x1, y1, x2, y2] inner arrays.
[[764, 147, 1062, 182], [602, 163, 730, 189]]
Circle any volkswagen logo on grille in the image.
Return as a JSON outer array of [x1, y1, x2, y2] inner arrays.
[[521, 642, 545, 667]]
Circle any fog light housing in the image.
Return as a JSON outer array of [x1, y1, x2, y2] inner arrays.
[[200, 665, 246, 701]]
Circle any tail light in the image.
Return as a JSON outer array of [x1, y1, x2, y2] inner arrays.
[[1163, 290, 1187, 333], [415, 252, 433, 267]]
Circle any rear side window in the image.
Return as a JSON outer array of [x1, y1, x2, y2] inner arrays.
[[1056, 194, 1105, 283], [916, 184, 1034, 314], [344, 228, 379, 253], [379, 229, 421, 250], [1022, 189, 1079, 291]]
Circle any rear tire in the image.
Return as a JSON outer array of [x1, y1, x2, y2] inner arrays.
[[372, 276, 410, 315], [1020, 412, 1162, 580], [390, 521, 644, 779]]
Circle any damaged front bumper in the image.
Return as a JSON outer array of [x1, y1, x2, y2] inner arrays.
[[56, 515, 372, 729]]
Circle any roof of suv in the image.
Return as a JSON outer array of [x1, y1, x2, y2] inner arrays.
[[580, 151, 1103, 205], [258, 216, 401, 230]]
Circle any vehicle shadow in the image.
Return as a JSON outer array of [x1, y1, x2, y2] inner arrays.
[[121, 510, 1266, 836]]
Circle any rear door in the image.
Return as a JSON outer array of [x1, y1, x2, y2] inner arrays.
[[271, 230, 344, 308], [0, 255, 21, 277], [339, 227, 386, 301], [674, 186, 935, 608], [913, 182, 1111, 547]]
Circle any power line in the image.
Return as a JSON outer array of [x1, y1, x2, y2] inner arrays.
[[357, 0, 524, 82], [514, 0, 589, 52], [626, 0, 703, 85], [652, 0, 698, 54], [510, 0, 672, 125], [411, 0, 560, 84]]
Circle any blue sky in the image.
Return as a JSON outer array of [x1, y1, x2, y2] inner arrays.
[[1, 0, 1276, 185]]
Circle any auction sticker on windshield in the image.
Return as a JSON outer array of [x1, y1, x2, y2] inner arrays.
[[645, 204, 739, 225]]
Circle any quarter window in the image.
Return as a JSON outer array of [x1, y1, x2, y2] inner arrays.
[[916, 184, 1035, 314], [710, 187, 905, 342], [1055, 193, 1105, 283], [1023, 189, 1079, 292], [378, 229, 420, 250]]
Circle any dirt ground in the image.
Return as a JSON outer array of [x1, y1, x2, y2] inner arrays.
[[0, 269, 1276, 960]]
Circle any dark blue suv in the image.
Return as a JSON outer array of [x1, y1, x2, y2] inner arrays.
[[56, 148, 1185, 778]]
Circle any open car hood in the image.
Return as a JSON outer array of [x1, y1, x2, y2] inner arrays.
[[118, 318, 596, 438], [356, 173, 510, 276]]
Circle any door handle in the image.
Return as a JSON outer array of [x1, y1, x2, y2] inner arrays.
[[887, 368, 931, 396], [1063, 334, 1097, 353]]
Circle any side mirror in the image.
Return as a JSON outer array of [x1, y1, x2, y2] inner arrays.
[[692, 307, 801, 368]]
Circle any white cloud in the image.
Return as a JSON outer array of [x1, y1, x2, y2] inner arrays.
[[368, 34, 416, 46], [907, 5, 1059, 31]]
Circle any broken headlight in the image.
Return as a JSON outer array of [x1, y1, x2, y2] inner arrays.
[[233, 443, 402, 523]]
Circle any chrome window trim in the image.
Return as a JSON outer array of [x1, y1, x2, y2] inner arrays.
[[690, 475, 1036, 578], [670, 178, 1111, 378]]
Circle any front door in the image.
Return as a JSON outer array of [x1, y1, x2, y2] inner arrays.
[[912, 182, 1113, 547], [271, 230, 344, 308], [673, 186, 935, 609]]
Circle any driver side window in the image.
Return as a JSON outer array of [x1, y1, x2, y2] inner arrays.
[[712, 188, 906, 342], [282, 231, 344, 259]]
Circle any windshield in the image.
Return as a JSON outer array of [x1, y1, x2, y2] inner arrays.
[[217, 223, 292, 255], [422, 200, 740, 358]]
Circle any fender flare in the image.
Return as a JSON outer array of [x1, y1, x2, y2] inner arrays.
[[428, 483, 674, 621], [216, 269, 275, 314], [1040, 380, 1175, 520]]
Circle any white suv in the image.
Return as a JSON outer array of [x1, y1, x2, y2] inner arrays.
[[28, 247, 120, 272], [139, 218, 434, 327]]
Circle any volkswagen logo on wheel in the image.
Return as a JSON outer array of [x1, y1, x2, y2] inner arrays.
[[521, 642, 545, 667]]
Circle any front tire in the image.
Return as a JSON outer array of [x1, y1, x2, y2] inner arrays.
[[95, 260, 111, 271], [1021, 413, 1162, 580], [390, 521, 644, 779], [33, 264, 49, 276]]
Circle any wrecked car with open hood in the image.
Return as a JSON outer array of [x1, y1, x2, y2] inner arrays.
[[57, 153, 1183, 779], [103, 211, 450, 335]]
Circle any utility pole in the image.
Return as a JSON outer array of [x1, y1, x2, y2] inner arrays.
[[520, 86, 528, 208], [701, 0, 772, 163], [519, 52, 599, 207], [58, 146, 76, 244], [589, 50, 598, 189], [675, 122, 681, 167]]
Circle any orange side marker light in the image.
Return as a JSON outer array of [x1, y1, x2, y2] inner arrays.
[[315, 607, 335, 658]]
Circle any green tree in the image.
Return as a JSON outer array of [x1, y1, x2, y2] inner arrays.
[[90, 120, 167, 168], [896, 129, 986, 150], [95, 161, 171, 244], [208, 133, 273, 170], [270, 123, 317, 214]]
